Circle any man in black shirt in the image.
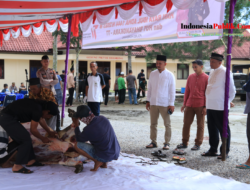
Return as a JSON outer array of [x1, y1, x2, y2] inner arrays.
[[60, 70, 66, 89], [102, 68, 111, 106], [0, 99, 58, 174], [137, 69, 145, 99]]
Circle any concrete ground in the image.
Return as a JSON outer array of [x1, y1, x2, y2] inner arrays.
[[65, 96, 250, 184]]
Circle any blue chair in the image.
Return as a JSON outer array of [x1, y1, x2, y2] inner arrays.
[[3, 95, 16, 108], [20, 90, 28, 95]]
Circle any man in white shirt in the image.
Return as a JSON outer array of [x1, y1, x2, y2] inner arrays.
[[145, 55, 175, 150], [84, 62, 106, 116], [202, 53, 236, 159]]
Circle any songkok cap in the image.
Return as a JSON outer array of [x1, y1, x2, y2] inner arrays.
[[46, 101, 59, 116], [62, 70, 65, 73], [120, 72, 124, 75], [73, 105, 92, 118], [141, 69, 144, 72], [210, 53, 224, 61], [29, 78, 40, 86], [156, 55, 167, 62], [192, 59, 203, 66]]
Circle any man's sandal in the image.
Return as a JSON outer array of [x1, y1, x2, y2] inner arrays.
[[146, 142, 157, 148], [236, 164, 250, 169], [173, 148, 180, 154], [172, 156, 180, 161], [191, 145, 200, 151], [26, 161, 45, 167], [176, 143, 188, 149], [151, 150, 166, 158], [201, 151, 218, 157], [163, 143, 170, 150], [177, 158, 187, 165], [13, 167, 33, 174], [217, 155, 229, 159], [177, 150, 186, 155]]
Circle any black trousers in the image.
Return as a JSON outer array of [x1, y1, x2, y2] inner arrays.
[[88, 102, 100, 116], [137, 88, 145, 98], [66, 87, 75, 106], [207, 109, 231, 154], [54, 96, 61, 131], [0, 113, 36, 165], [0, 141, 19, 164], [102, 87, 109, 105], [247, 114, 250, 152], [119, 89, 125, 104]]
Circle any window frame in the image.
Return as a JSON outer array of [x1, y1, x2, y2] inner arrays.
[[0, 60, 4, 79], [177, 63, 189, 80]]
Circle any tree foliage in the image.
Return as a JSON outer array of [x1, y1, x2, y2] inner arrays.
[[52, 25, 82, 101]]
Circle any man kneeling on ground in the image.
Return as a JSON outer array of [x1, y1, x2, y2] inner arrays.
[[71, 105, 120, 171]]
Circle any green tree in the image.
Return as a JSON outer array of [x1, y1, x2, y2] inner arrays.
[[145, 0, 250, 65], [54, 26, 82, 101], [115, 46, 147, 72], [52, 31, 59, 71]]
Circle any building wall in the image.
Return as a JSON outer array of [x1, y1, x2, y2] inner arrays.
[[0, 53, 249, 91]]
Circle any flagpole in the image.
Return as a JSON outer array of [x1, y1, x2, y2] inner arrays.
[[61, 15, 72, 126], [222, 0, 237, 161]]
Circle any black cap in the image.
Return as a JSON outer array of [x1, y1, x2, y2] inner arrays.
[[129, 70, 132, 73], [210, 53, 224, 61], [62, 70, 65, 73], [29, 78, 40, 86], [45, 101, 59, 116], [141, 69, 144, 72], [192, 59, 203, 65], [42, 55, 49, 60], [73, 105, 92, 118], [157, 55, 167, 62]]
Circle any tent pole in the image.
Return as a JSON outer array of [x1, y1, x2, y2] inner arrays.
[[222, 0, 237, 161], [61, 15, 72, 126]]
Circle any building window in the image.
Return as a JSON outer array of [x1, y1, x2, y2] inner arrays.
[[116, 62, 121, 76], [30, 60, 41, 79], [96, 61, 110, 74], [79, 61, 87, 75], [0, 60, 4, 79], [177, 64, 189, 79], [147, 63, 156, 79]]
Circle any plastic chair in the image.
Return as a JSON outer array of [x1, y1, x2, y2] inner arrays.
[[20, 90, 28, 95], [3, 95, 16, 108]]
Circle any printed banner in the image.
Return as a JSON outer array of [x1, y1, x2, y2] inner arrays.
[[82, 0, 225, 49]]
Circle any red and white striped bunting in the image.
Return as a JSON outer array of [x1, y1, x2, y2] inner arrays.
[[0, 0, 223, 46]]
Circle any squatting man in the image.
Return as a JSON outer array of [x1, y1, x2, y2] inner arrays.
[[71, 105, 120, 171]]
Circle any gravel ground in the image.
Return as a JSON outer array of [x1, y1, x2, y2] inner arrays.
[[93, 97, 250, 184]]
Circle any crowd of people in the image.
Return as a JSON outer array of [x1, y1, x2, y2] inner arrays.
[[1, 51, 250, 175], [0, 55, 120, 173], [1, 82, 27, 94]]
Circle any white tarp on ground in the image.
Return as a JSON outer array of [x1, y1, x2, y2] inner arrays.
[[0, 153, 249, 190]]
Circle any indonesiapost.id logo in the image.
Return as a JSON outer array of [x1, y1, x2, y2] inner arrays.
[[181, 23, 250, 29]]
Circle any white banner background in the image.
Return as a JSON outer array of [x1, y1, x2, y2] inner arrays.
[[82, 0, 225, 49]]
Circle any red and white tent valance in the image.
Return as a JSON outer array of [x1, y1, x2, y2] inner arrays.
[[1, 18, 68, 41], [0, 0, 230, 46]]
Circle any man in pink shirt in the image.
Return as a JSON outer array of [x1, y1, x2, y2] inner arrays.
[[177, 60, 208, 150]]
